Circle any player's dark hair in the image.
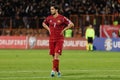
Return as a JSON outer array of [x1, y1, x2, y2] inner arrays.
[[50, 4, 63, 14], [50, 4, 59, 11]]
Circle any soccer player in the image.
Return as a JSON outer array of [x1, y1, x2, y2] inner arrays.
[[42, 5, 74, 77], [85, 24, 95, 51]]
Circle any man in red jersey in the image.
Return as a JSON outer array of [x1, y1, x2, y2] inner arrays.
[[42, 5, 74, 77]]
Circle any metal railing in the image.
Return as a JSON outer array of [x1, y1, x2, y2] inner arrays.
[[0, 14, 120, 37], [70, 14, 120, 37]]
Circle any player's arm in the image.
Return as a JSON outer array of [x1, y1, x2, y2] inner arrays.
[[85, 29, 88, 39], [42, 21, 50, 34], [61, 21, 74, 35], [92, 28, 95, 39]]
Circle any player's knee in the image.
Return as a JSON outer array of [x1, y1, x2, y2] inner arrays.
[[54, 53, 59, 59]]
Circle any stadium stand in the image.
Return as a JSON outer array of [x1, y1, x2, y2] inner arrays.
[[0, 0, 120, 37]]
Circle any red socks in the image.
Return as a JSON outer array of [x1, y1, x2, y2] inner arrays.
[[53, 59, 59, 72]]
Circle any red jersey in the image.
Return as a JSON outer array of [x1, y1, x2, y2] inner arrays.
[[43, 14, 71, 40]]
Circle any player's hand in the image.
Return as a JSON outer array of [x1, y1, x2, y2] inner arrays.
[[60, 30, 64, 36], [48, 30, 51, 35]]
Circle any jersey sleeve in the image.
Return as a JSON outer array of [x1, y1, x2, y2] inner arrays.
[[63, 17, 71, 25], [43, 17, 49, 25]]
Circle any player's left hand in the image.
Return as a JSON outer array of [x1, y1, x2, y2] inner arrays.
[[60, 30, 64, 36]]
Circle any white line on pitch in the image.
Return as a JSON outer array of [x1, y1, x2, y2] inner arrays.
[[0, 75, 120, 80], [0, 69, 120, 73]]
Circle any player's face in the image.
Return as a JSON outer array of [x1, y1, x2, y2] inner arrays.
[[50, 6, 57, 15]]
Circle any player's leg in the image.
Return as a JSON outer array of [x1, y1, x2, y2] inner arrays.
[[90, 38, 93, 51], [51, 53, 60, 77], [87, 37, 91, 51], [54, 53, 61, 77], [90, 43, 93, 51], [88, 37, 93, 51], [54, 53, 60, 72], [86, 42, 89, 51], [54, 40, 63, 77], [49, 41, 56, 77], [89, 43, 92, 50]]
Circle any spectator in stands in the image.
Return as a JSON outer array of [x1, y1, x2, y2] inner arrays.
[[65, 29, 73, 38], [113, 19, 118, 26], [0, 0, 120, 37], [0, 0, 120, 17]]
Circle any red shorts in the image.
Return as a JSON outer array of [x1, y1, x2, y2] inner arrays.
[[49, 40, 64, 56]]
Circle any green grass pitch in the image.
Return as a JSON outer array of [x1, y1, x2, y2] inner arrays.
[[0, 50, 120, 80]]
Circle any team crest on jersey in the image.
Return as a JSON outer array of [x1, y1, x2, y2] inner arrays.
[[57, 20, 61, 23], [50, 20, 52, 23]]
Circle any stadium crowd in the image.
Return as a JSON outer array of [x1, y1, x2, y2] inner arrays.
[[0, 0, 120, 17], [0, 0, 120, 36]]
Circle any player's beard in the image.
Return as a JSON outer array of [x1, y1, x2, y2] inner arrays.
[[52, 13, 55, 15], [51, 12, 56, 15]]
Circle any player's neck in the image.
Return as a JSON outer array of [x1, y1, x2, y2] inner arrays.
[[53, 13, 59, 18]]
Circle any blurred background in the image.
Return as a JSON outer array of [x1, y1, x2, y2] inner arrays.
[[0, 0, 120, 37]]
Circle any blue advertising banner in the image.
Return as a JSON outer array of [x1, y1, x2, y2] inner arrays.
[[93, 38, 120, 51]]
